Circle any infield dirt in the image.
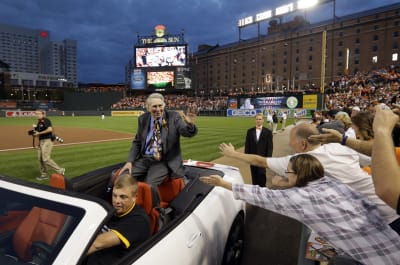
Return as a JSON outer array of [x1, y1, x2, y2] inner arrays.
[[0, 126, 133, 151]]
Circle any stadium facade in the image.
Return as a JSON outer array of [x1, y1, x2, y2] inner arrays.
[[190, 3, 400, 96], [0, 23, 77, 88]]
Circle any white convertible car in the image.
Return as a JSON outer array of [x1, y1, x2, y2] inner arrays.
[[0, 160, 246, 265]]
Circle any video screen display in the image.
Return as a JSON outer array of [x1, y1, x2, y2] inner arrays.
[[135, 45, 187, 67], [175, 67, 192, 89], [147, 71, 174, 89]]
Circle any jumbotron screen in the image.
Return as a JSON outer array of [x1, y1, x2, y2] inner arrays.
[[135, 45, 187, 67], [147, 71, 175, 89]]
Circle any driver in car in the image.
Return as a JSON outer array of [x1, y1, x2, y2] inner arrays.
[[86, 174, 150, 265]]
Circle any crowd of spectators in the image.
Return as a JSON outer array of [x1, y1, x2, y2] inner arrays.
[[111, 66, 399, 113], [111, 94, 228, 111], [324, 66, 399, 110]]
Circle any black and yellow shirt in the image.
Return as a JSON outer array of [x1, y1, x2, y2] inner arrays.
[[87, 205, 150, 265]]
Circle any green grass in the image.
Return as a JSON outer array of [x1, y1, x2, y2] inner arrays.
[[0, 115, 275, 183]]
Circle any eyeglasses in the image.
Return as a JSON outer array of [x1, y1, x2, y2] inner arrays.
[[284, 170, 296, 174]]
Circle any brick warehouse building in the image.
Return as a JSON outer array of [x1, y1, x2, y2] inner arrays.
[[189, 3, 399, 96]]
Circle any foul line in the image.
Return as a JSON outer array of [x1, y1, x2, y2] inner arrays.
[[0, 137, 132, 152]]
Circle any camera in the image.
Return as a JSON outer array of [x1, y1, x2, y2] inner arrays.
[[54, 135, 64, 143], [27, 129, 36, 136], [52, 135, 64, 143]]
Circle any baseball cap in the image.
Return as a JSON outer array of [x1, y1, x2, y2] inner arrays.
[[317, 120, 345, 134]]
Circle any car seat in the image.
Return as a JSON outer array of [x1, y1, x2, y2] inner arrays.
[[136, 182, 160, 235], [0, 205, 67, 265], [157, 177, 185, 208], [50, 173, 73, 190], [0, 174, 72, 264], [13, 207, 66, 262]]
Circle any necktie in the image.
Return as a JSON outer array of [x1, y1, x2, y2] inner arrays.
[[151, 119, 162, 161]]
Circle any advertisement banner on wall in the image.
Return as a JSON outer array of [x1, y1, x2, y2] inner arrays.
[[233, 95, 305, 110], [239, 98, 256, 109], [131, 68, 146, 90], [303, 94, 318, 109], [292, 108, 308, 118], [227, 97, 238, 109], [238, 95, 303, 109], [254, 96, 286, 108], [5, 111, 36, 117], [111, 111, 145, 117], [226, 109, 262, 117], [286, 96, 299, 109]]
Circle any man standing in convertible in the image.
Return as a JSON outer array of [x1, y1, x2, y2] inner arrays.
[[119, 93, 198, 187]]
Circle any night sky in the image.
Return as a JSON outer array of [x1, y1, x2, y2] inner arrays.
[[0, 0, 398, 83]]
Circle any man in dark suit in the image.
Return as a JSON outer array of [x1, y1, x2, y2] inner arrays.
[[119, 93, 197, 187], [245, 113, 273, 187]]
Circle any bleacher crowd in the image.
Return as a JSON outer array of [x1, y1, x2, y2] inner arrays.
[[111, 94, 228, 112], [111, 66, 399, 113]]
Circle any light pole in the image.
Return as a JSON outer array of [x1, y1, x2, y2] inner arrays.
[[331, 0, 336, 84]]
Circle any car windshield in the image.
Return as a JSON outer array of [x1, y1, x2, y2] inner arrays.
[[0, 187, 85, 265]]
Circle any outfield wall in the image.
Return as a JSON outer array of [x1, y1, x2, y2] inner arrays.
[[0, 110, 113, 117], [1, 109, 315, 118]]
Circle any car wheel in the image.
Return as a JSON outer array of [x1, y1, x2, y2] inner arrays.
[[222, 214, 245, 265]]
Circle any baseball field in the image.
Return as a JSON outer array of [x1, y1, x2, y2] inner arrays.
[[0, 115, 287, 183]]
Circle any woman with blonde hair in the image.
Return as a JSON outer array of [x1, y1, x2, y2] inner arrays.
[[335, 111, 356, 138]]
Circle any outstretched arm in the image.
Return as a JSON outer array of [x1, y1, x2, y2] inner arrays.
[[219, 143, 268, 168], [308, 128, 373, 156], [200, 175, 232, 191], [372, 106, 400, 210]]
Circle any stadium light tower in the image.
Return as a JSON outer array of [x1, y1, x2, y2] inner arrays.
[[297, 0, 318, 9]]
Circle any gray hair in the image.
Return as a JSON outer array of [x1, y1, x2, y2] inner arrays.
[[146, 93, 165, 109], [293, 123, 321, 146]]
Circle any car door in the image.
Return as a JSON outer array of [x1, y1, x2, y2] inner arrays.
[[130, 166, 245, 265], [0, 176, 112, 265], [132, 213, 210, 265]]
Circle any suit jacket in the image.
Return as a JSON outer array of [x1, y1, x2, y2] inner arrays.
[[245, 127, 273, 157], [128, 110, 198, 174]]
